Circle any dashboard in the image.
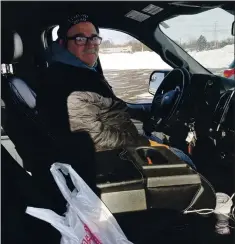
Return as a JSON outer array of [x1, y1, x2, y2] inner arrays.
[[189, 74, 235, 138]]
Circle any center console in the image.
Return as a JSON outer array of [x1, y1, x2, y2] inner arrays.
[[96, 146, 216, 214]]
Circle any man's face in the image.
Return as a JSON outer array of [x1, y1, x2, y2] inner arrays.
[[66, 22, 99, 67]]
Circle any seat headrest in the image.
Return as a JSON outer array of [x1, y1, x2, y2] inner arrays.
[[1, 30, 23, 64]]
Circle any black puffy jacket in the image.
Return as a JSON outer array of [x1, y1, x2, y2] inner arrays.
[[36, 62, 150, 152]]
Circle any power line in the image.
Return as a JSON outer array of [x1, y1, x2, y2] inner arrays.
[[201, 29, 230, 31]]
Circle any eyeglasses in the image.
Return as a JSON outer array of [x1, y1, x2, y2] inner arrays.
[[67, 35, 102, 46]]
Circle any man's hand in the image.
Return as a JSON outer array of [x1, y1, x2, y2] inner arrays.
[[127, 105, 151, 122], [149, 140, 169, 149]]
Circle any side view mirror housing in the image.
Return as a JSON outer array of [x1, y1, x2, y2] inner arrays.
[[148, 70, 171, 95]]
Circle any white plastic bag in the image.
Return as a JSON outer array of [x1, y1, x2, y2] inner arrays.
[[26, 163, 133, 244]]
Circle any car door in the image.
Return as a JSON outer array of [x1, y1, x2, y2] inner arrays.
[[98, 28, 173, 134]]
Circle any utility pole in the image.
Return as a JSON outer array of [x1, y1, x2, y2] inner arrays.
[[214, 21, 218, 48]]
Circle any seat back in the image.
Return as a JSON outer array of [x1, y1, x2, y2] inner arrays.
[[2, 74, 42, 171], [2, 30, 97, 194], [1, 30, 48, 171], [8, 76, 36, 109], [1, 144, 62, 244]]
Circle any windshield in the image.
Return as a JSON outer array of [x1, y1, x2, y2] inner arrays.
[[160, 8, 234, 77]]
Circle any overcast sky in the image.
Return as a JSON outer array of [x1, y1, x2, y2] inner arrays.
[[100, 7, 234, 44]]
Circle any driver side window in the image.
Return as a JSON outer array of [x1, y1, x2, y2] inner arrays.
[[99, 29, 172, 103], [51, 26, 172, 103]]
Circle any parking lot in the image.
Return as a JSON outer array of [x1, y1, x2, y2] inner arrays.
[[103, 68, 224, 103]]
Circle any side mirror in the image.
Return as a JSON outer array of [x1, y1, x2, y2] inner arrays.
[[149, 70, 170, 95], [232, 21, 235, 36]]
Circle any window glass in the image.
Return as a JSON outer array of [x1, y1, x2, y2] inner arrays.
[[160, 8, 234, 78], [51, 26, 173, 103], [99, 29, 172, 103]]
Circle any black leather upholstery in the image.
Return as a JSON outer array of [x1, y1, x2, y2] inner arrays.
[[1, 31, 98, 197], [8, 77, 36, 109], [1, 29, 37, 109], [1, 30, 41, 171]]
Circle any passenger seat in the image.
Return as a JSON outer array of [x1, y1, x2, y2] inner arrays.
[[1, 30, 41, 171], [1, 29, 97, 195]]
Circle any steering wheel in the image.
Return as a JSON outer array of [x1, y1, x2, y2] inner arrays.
[[148, 68, 191, 132]]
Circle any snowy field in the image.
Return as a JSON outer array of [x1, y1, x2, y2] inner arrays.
[[100, 44, 234, 70], [100, 45, 234, 102], [188, 44, 234, 69]]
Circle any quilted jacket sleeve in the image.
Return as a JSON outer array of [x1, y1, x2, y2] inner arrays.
[[67, 91, 149, 151]]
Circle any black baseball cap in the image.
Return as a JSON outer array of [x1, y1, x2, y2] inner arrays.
[[57, 13, 99, 39]]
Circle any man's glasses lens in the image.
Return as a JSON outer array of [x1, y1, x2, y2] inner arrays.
[[75, 36, 102, 45]]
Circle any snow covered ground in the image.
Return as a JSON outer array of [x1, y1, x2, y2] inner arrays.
[[188, 44, 234, 69], [101, 44, 234, 102], [100, 51, 172, 70], [100, 44, 234, 70]]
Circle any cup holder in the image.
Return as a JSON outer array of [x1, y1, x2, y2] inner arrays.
[[135, 147, 168, 165]]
